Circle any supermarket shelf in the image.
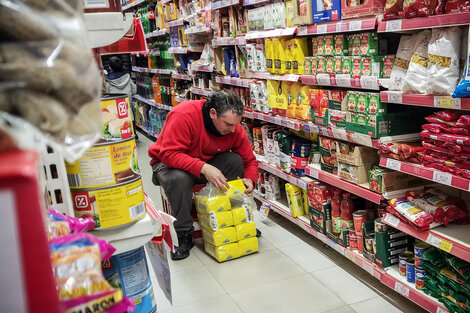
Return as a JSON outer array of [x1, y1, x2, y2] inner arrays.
[[212, 37, 247, 46], [297, 17, 377, 36], [245, 27, 297, 40], [168, 47, 190, 54], [248, 72, 300, 82], [135, 123, 158, 139], [145, 29, 169, 39], [215, 76, 252, 88], [190, 64, 214, 72], [257, 159, 313, 190], [133, 95, 173, 111], [305, 164, 383, 204], [192, 87, 214, 97], [378, 12, 470, 33], [172, 72, 192, 80], [132, 66, 172, 75], [122, 0, 146, 10], [243, 0, 269, 5], [174, 95, 186, 102], [212, 0, 239, 10], [243, 111, 303, 130], [83, 12, 134, 48], [166, 19, 185, 27], [380, 91, 470, 110], [381, 212, 470, 264], [301, 74, 380, 90], [380, 157, 470, 192], [184, 25, 212, 35]]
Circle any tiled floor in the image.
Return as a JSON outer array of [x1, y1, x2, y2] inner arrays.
[[136, 132, 427, 313]]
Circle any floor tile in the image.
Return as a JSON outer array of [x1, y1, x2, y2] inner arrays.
[[158, 295, 242, 313], [280, 242, 338, 273], [323, 306, 358, 313], [311, 267, 378, 305], [350, 296, 403, 313], [168, 249, 204, 273], [260, 224, 306, 249], [205, 249, 306, 294], [253, 209, 278, 229], [230, 274, 346, 313]]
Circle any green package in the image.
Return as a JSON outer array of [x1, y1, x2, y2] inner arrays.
[[317, 56, 326, 73], [381, 54, 395, 78], [317, 36, 325, 56], [349, 33, 361, 56], [354, 113, 369, 126], [356, 92, 368, 114], [351, 56, 362, 77], [324, 35, 334, 56], [361, 55, 381, 77], [342, 56, 352, 75], [334, 56, 342, 74], [360, 32, 379, 56], [347, 91, 357, 112], [325, 56, 335, 73], [368, 92, 386, 115], [334, 34, 349, 56]]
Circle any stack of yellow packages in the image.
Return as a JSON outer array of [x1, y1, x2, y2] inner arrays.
[[195, 179, 259, 262]]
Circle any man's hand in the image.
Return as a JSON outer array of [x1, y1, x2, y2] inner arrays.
[[242, 178, 255, 196], [201, 163, 229, 191]]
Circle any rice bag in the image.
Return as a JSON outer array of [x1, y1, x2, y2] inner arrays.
[[389, 34, 416, 91], [46, 210, 95, 240], [421, 130, 470, 145], [389, 198, 434, 227], [425, 114, 460, 127], [406, 191, 448, 225], [426, 27, 462, 96], [402, 30, 432, 94], [422, 123, 470, 135]]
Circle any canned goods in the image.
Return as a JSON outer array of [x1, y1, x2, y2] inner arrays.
[[357, 235, 363, 254], [374, 218, 389, 233], [102, 246, 156, 313], [71, 177, 146, 229], [406, 258, 415, 283], [414, 242, 431, 267], [349, 228, 358, 249], [353, 210, 368, 234], [376, 204, 387, 218], [415, 267, 427, 290], [365, 234, 374, 253], [66, 137, 140, 189], [399, 251, 413, 276], [372, 238, 377, 254], [101, 93, 134, 140]]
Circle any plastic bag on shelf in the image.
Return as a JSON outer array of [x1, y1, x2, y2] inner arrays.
[[453, 27, 470, 98], [0, 0, 102, 162], [389, 34, 416, 91], [46, 209, 95, 240], [402, 30, 431, 94]]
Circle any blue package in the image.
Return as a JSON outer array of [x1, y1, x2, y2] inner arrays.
[[290, 138, 312, 177], [453, 62, 470, 98], [230, 48, 239, 78], [223, 48, 231, 75], [312, 0, 341, 23]]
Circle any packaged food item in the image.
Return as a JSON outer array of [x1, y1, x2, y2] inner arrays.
[[277, 131, 294, 172], [312, 37, 319, 56], [361, 56, 380, 77], [46, 210, 95, 240], [202, 226, 238, 246], [235, 222, 256, 241], [389, 34, 416, 91], [342, 56, 352, 75], [324, 35, 334, 55], [285, 183, 305, 217], [381, 55, 395, 78], [334, 34, 349, 56], [399, 251, 414, 276], [265, 38, 274, 73], [347, 91, 358, 112], [389, 198, 434, 227], [446, 0, 470, 13], [295, 85, 311, 121], [196, 191, 231, 213], [403, 0, 431, 17], [317, 56, 326, 73], [284, 40, 293, 73], [232, 205, 254, 225], [406, 192, 448, 225], [326, 56, 335, 73], [204, 241, 241, 262], [291, 137, 312, 176], [273, 38, 286, 74], [311, 56, 318, 75], [238, 237, 259, 257], [317, 36, 325, 56], [304, 57, 312, 75], [351, 56, 362, 76], [384, 0, 404, 20], [198, 211, 235, 230], [334, 56, 343, 74], [403, 30, 432, 94], [265, 173, 282, 200], [349, 33, 361, 56], [360, 32, 379, 56], [356, 92, 368, 114]]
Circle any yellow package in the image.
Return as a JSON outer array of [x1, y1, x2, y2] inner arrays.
[[196, 194, 231, 214], [285, 183, 304, 217], [273, 38, 286, 74], [202, 226, 238, 246], [287, 83, 300, 118], [235, 222, 256, 241], [284, 40, 293, 74], [232, 204, 254, 225], [204, 241, 241, 262], [295, 85, 311, 121], [238, 237, 259, 256], [198, 211, 234, 230], [267, 80, 280, 113], [286, 1, 293, 27], [292, 38, 309, 75], [302, 189, 309, 216], [289, 129, 318, 142], [277, 81, 288, 116], [265, 38, 274, 73], [226, 179, 246, 197]]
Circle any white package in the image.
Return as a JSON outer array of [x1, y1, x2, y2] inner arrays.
[[402, 30, 432, 94], [389, 34, 416, 91], [273, 2, 287, 29], [245, 44, 256, 71], [263, 5, 274, 30], [255, 44, 266, 72], [265, 174, 281, 201], [426, 27, 462, 95], [249, 82, 258, 111]]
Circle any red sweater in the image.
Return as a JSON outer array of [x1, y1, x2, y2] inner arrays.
[[148, 100, 258, 182]]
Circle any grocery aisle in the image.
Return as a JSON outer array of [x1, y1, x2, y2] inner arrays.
[[137, 131, 426, 313]]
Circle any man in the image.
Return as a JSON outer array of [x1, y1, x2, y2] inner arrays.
[[149, 90, 258, 260], [104, 56, 136, 99]]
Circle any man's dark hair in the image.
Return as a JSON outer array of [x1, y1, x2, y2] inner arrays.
[[206, 90, 244, 116], [108, 56, 123, 72]]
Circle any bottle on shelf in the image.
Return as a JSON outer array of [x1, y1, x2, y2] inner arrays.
[[340, 193, 354, 231], [331, 190, 342, 234]]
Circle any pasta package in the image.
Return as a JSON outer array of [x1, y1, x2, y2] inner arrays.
[[389, 198, 434, 227], [389, 34, 416, 91], [402, 30, 432, 94]]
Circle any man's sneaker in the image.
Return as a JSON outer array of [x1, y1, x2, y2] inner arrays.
[[256, 228, 262, 238], [171, 231, 194, 261]]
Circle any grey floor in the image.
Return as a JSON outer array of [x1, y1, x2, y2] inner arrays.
[[136, 130, 427, 313]]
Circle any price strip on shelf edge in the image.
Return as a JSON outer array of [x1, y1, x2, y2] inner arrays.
[[433, 171, 453, 186], [434, 96, 461, 109], [426, 234, 453, 253], [297, 26, 308, 36], [387, 91, 403, 104], [336, 74, 352, 88], [316, 74, 331, 86], [308, 168, 319, 180], [335, 22, 349, 33], [362, 261, 375, 276], [360, 76, 378, 90], [436, 306, 449, 313], [383, 213, 400, 228], [349, 20, 362, 31], [346, 251, 356, 262], [394, 282, 410, 297], [386, 158, 401, 171], [332, 127, 348, 141], [351, 133, 373, 147], [317, 24, 328, 34], [386, 19, 402, 32]]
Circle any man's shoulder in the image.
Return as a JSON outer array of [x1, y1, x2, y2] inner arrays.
[[170, 100, 204, 115]]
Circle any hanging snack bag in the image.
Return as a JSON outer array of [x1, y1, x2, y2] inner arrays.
[[426, 27, 462, 96], [265, 38, 274, 73], [46, 210, 95, 240], [285, 39, 293, 74], [292, 38, 309, 75], [389, 34, 416, 91], [402, 30, 432, 94]]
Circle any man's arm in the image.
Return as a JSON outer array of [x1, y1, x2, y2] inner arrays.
[[231, 126, 259, 184]]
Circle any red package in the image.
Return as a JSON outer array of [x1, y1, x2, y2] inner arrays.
[[406, 191, 449, 225], [421, 130, 470, 146], [384, 0, 404, 19], [422, 188, 468, 221], [433, 0, 445, 13], [404, 0, 431, 17], [425, 187, 468, 211], [386, 206, 431, 231], [435, 110, 463, 122], [388, 198, 434, 227], [422, 123, 470, 135], [445, 0, 470, 13], [422, 137, 470, 153], [425, 115, 460, 127], [457, 115, 470, 127], [400, 143, 424, 158]]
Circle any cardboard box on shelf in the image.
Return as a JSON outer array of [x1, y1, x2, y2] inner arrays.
[[326, 227, 349, 247], [368, 167, 427, 193], [338, 162, 372, 185], [374, 229, 413, 268], [293, 0, 313, 25], [312, 0, 341, 23], [336, 142, 379, 166], [309, 209, 332, 234], [341, 0, 386, 19]]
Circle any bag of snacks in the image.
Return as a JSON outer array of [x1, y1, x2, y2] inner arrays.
[[46, 210, 95, 240]]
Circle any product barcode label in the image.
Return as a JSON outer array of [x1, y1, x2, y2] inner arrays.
[[243, 204, 253, 223], [67, 174, 82, 187], [209, 211, 219, 230], [387, 91, 403, 104], [394, 282, 410, 297], [433, 171, 452, 186], [129, 202, 145, 219], [386, 20, 402, 32], [84, 0, 109, 8], [383, 213, 400, 228]]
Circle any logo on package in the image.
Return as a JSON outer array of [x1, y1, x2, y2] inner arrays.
[[74, 195, 89, 208], [117, 100, 128, 118]]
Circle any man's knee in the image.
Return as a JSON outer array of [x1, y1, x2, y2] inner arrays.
[[222, 152, 244, 179], [227, 152, 244, 170], [168, 170, 193, 187]]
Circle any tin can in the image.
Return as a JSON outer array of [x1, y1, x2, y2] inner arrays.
[[372, 238, 377, 254], [66, 137, 140, 189], [376, 204, 387, 218], [374, 218, 389, 233], [102, 246, 156, 313], [101, 93, 134, 140], [399, 251, 413, 276], [71, 176, 146, 229], [353, 210, 368, 234], [365, 234, 374, 253], [406, 258, 415, 283], [349, 228, 358, 249], [357, 235, 363, 254], [414, 242, 431, 267], [415, 267, 427, 290]]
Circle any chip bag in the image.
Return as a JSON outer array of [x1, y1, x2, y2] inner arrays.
[[46, 210, 95, 240]]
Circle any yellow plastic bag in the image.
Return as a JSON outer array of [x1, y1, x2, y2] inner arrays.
[[295, 85, 311, 121], [204, 241, 241, 262], [202, 226, 238, 246], [287, 82, 300, 118], [277, 81, 288, 116], [273, 38, 286, 74], [238, 237, 259, 256], [235, 222, 257, 241], [285, 39, 293, 74], [265, 38, 274, 73], [195, 194, 231, 213], [198, 211, 234, 230], [292, 38, 309, 75], [232, 205, 253, 225], [267, 79, 280, 114]]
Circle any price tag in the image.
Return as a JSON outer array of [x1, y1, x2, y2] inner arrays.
[[281, 119, 288, 127], [332, 127, 348, 141], [437, 307, 449, 313], [317, 24, 328, 34], [360, 76, 378, 90], [315, 73, 330, 85], [297, 26, 308, 36], [349, 20, 362, 31], [387, 91, 403, 104], [433, 171, 452, 186], [309, 169, 319, 180], [386, 158, 401, 171], [287, 121, 295, 129], [274, 117, 281, 125], [383, 213, 400, 228], [352, 133, 373, 147], [434, 96, 462, 109], [286, 74, 299, 82], [386, 20, 403, 32], [336, 74, 352, 88], [394, 282, 410, 297], [426, 234, 453, 253], [258, 203, 271, 221], [346, 252, 355, 262]]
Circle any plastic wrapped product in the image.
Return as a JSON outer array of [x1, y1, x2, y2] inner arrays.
[[435, 110, 463, 122], [453, 27, 470, 98], [384, 0, 404, 19], [46, 210, 95, 240], [277, 130, 294, 173], [291, 138, 312, 177], [421, 130, 470, 145], [402, 30, 432, 94], [406, 191, 448, 225], [403, 0, 432, 17], [389, 34, 416, 91], [424, 187, 468, 219], [426, 27, 462, 96], [388, 198, 434, 227], [446, 0, 470, 13]]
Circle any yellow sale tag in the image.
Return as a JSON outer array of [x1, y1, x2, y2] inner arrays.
[[434, 96, 461, 109], [438, 239, 453, 253]]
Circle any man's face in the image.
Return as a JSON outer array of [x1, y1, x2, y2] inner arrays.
[[210, 108, 242, 135]]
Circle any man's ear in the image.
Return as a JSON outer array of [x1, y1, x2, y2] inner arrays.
[[209, 108, 218, 119]]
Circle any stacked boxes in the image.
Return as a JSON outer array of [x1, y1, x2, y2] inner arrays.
[[307, 181, 332, 234], [319, 136, 338, 174], [368, 166, 426, 193], [374, 220, 414, 268], [336, 142, 378, 185]]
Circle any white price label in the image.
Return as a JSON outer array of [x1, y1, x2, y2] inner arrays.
[[386, 20, 403, 32], [394, 282, 410, 297], [309, 169, 319, 180], [360, 76, 378, 90], [209, 211, 219, 230], [332, 127, 348, 141], [347, 252, 355, 262], [317, 24, 328, 34], [336, 22, 343, 32], [383, 214, 400, 228], [317, 74, 331, 86], [387, 91, 403, 104], [336, 74, 352, 88], [352, 133, 373, 147], [287, 121, 295, 129], [426, 233, 442, 248], [436, 307, 449, 313], [386, 158, 401, 171], [298, 26, 308, 36], [349, 21, 362, 31], [433, 171, 452, 186]]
